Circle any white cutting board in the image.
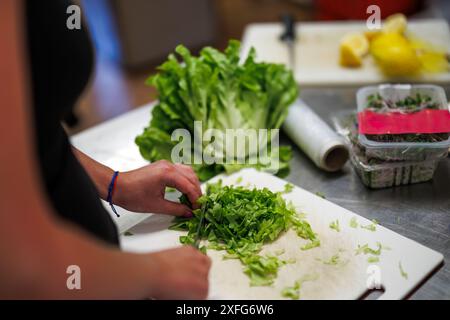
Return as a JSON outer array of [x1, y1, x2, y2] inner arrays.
[[241, 19, 450, 87], [120, 168, 443, 300]]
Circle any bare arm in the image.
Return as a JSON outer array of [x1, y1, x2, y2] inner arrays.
[[72, 147, 113, 200], [72, 150, 203, 214], [0, 0, 209, 299]]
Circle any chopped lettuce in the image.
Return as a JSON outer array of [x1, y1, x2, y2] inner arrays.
[[355, 242, 382, 256], [361, 219, 378, 232], [322, 254, 341, 265], [282, 183, 294, 194], [199, 246, 207, 254], [329, 219, 341, 232], [349, 217, 358, 228], [300, 239, 321, 251], [315, 191, 326, 199], [399, 261, 408, 279], [292, 218, 317, 241], [242, 254, 283, 286], [281, 286, 300, 300], [165, 187, 177, 193], [170, 181, 318, 286], [242, 254, 295, 286], [281, 274, 319, 300]]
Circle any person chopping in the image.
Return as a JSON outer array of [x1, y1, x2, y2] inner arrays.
[[0, 0, 210, 299]]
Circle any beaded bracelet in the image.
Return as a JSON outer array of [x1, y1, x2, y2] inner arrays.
[[107, 171, 120, 217]]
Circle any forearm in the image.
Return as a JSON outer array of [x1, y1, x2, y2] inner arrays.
[[1, 211, 158, 299], [38, 223, 156, 299], [72, 147, 114, 200]]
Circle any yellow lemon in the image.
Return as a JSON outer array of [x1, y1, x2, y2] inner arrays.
[[364, 30, 381, 43], [372, 45, 421, 76], [340, 43, 363, 67], [418, 51, 449, 73], [370, 32, 408, 55], [370, 33, 421, 76], [383, 13, 408, 34], [339, 33, 369, 67], [341, 32, 369, 56], [409, 37, 449, 73]]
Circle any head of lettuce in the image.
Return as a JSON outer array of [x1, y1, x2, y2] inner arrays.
[[135, 40, 299, 181]]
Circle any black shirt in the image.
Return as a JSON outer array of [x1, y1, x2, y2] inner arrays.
[[26, 0, 119, 246]]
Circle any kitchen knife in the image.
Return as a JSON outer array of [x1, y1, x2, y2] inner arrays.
[[193, 204, 206, 249], [280, 13, 297, 70]]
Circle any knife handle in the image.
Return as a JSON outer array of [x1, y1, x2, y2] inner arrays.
[[280, 13, 296, 41]]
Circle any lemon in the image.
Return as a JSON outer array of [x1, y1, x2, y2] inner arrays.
[[339, 33, 369, 67], [371, 14, 420, 75], [383, 13, 408, 34], [341, 32, 369, 56], [371, 34, 421, 76], [418, 51, 449, 73], [370, 32, 409, 54], [409, 37, 449, 73], [364, 30, 381, 43], [340, 43, 363, 67]]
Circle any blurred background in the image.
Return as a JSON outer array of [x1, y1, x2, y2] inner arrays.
[[70, 0, 450, 134]]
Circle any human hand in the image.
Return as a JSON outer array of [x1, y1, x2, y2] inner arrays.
[[115, 160, 202, 216], [146, 246, 211, 299]]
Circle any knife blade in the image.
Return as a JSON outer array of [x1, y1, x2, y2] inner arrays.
[[193, 204, 207, 249], [280, 14, 297, 71]]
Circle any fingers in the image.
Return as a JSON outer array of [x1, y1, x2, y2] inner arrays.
[[173, 164, 202, 208], [153, 246, 211, 300], [174, 164, 201, 190], [157, 200, 192, 217], [181, 247, 211, 299], [166, 172, 202, 209], [183, 245, 211, 263], [173, 246, 211, 272], [153, 160, 202, 210]]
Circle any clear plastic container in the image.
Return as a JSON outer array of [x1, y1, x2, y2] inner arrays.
[[356, 84, 450, 161], [332, 109, 446, 189], [350, 150, 439, 189]]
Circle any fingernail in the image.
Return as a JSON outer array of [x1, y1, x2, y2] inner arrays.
[[183, 211, 193, 218]]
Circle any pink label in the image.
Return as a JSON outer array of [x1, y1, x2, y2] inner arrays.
[[358, 109, 450, 135]]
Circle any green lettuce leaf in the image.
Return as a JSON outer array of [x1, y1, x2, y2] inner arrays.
[[135, 40, 298, 181]]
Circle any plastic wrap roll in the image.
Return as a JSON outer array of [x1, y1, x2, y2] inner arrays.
[[283, 99, 349, 172]]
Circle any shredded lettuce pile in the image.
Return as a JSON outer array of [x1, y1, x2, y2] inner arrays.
[[135, 40, 298, 181], [169, 181, 319, 286]]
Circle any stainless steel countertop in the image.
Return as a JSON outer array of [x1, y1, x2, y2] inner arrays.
[[282, 87, 450, 300]]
